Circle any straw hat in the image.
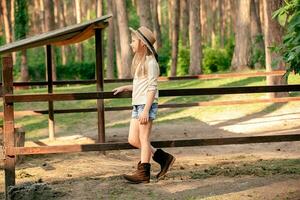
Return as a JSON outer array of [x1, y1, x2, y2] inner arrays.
[[129, 26, 158, 61]]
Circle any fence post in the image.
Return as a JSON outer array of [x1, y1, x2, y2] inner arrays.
[[2, 54, 16, 198], [95, 29, 105, 143], [46, 45, 55, 140]]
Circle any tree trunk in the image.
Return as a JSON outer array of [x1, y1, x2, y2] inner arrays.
[[250, 0, 265, 68], [262, 0, 287, 98], [39, 0, 45, 33], [59, 0, 69, 65], [180, 0, 189, 47], [219, 0, 224, 47], [1, 0, 12, 44], [137, 0, 153, 29], [189, 0, 202, 75], [20, 50, 29, 82], [75, 0, 84, 62], [151, 0, 162, 50], [112, 0, 122, 78], [115, 0, 132, 78], [44, 0, 57, 80], [106, 0, 114, 79], [168, 0, 172, 41], [96, 0, 102, 17], [170, 0, 180, 76], [231, 0, 251, 71], [200, 0, 208, 45], [158, 0, 162, 25], [211, 0, 217, 48]]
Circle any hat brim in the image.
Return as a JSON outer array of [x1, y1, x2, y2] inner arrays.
[[129, 27, 158, 58]]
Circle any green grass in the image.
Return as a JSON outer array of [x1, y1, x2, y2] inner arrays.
[[1, 72, 300, 141]]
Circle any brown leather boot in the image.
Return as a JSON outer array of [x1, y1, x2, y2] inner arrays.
[[123, 163, 151, 183], [152, 149, 175, 179]]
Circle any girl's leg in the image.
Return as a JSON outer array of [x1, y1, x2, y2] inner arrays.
[[139, 120, 154, 163], [128, 118, 156, 154]]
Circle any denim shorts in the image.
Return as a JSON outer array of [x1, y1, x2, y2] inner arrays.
[[132, 103, 158, 120]]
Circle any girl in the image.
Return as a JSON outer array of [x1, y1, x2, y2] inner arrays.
[[112, 26, 175, 183]]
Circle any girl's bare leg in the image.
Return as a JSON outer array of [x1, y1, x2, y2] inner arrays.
[[139, 120, 154, 163], [128, 118, 156, 154]]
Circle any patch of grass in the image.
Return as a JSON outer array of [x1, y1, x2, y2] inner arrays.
[[191, 159, 300, 179]]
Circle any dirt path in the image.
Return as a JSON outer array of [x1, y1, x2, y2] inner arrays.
[[1, 102, 300, 199]]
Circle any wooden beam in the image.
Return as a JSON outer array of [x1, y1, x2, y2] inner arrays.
[[4, 84, 300, 103], [4, 96, 300, 117], [95, 28, 105, 143], [46, 45, 55, 140], [0, 15, 112, 55], [5, 134, 300, 155], [2, 54, 16, 197]]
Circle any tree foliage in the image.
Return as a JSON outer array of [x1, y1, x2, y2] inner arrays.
[[273, 0, 300, 77]]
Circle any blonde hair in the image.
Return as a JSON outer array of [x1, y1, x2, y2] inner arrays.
[[131, 34, 152, 78]]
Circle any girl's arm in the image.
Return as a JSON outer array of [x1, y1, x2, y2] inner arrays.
[[112, 85, 133, 95]]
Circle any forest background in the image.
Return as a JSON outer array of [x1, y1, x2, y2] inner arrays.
[[0, 0, 299, 83]]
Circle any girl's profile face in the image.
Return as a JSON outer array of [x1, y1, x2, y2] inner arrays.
[[130, 35, 139, 53]]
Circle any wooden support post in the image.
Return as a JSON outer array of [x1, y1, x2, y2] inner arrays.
[[46, 45, 55, 140], [95, 29, 105, 143], [2, 54, 16, 198]]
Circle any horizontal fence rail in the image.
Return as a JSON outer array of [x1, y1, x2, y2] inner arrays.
[[3, 84, 300, 103], [2, 96, 300, 117], [5, 134, 300, 156], [0, 70, 287, 87]]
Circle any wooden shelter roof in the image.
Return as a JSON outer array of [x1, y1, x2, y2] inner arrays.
[[0, 14, 112, 55]]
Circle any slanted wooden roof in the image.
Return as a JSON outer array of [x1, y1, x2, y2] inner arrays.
[[0, 14, 112, 55]]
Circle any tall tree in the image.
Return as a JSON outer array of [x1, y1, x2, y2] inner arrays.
[[262, 0, 287, 97], [170, 0, 180, 76], [250, 0, 264, 67], [39, 0, 45, 33], [200, 0, 209, 45], [168, 0, 173, 41], [115, 0, 132, 78], [211, 0, 217, 48], [96, 0, 102, 17], [58, 0, 69, 65], [231, 0, 251, 71], [137, 0, 153, 29], [189, 0, 202, 75], [112, 0, 122, 78], [44, 0, 57, 80], [15, 0, 29, 82], [180, 0, 189, 47], [106, 0, 114, 79], [1, 0, 12, 43], [75, 0, 84, 62], [151, 0, 162, 50], [219, 0, 224, 47]]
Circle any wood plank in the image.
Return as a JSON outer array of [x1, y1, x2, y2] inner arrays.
[[4, 84, 300, 103], [5, 134, 300, 155], [95, 29, 105, 143], [4, 96, 300, 117], [0, 15, 112, 55], [0, 70, 286, 87], [46, 45, 55, 140], [2, 54, 16, 198]]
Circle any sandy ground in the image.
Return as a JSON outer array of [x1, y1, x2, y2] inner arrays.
[[1, 102, 300, 199]]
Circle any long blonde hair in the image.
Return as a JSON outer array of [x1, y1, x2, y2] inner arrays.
[[131, 36, 152, 78]]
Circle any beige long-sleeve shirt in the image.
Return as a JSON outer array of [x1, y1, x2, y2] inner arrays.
[[132, 55, 159, 105]]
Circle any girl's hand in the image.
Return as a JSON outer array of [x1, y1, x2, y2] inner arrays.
[[138, 110, 149, 124], [112, 86, 125, 95]]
